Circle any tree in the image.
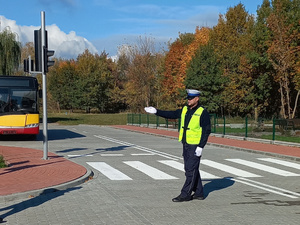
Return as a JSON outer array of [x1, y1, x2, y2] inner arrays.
[[120, 36, 164, 112], [47, 50, 116, 113], [266, 0, 300, 118], [185, 43, 224, 113], [210, 3, 256, 116], [76, 50, 114, 112], [163, 28, 210, 109], [249, 0, 278, 118], [0, 29, 21, 75], [48, 60, 79, 111]]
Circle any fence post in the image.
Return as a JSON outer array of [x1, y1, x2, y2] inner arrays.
[[147, 114, 149, 127], [272, 117, 276, 141], [156, 116, 159, 128], [245, 116, 248, 138], [223, 116, 226, 136], [138, 114, 141, 126], [214, 114, 216, 133]]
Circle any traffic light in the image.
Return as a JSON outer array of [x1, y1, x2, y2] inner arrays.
[[34, 29, 42, 72], [34, 29, 55, 73], [23, 59, 34, 73], [44, 46, 55, 73]]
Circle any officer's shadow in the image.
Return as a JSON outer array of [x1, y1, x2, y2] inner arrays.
[[0, 187, 81, 223], [203, 177, 235, 198]]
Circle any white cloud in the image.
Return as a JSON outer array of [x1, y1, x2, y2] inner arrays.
[[0, 15, 98, 59]]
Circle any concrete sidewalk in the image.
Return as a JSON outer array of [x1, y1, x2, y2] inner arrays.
[[0, 124, 299, 202]]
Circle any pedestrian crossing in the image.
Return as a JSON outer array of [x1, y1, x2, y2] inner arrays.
[[225, 158, 299, 176], [87, 162, 132, 180], [124, 161, 178, 180], [87, 157, 300, 181], [86, 157, 300, 199]]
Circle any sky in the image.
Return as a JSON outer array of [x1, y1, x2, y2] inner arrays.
[[0, 0, 265, 59]]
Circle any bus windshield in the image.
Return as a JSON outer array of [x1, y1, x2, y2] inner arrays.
[[0, 87, 38, 113]]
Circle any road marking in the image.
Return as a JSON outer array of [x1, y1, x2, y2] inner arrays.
[[226, 159, 300, 177], [158, 160, 220, 179], [94, 135, 180, 160], [100, 154, 124, 157], [123, 161, 178, 180], [92, 134, 298, 198], [87, 162, 132, 180], [68, 154, 93, 158], [201, 159, 262, 178], [131, 153, 155, 156], [257, 158, 300, 170], [233, 177, 300, 199]]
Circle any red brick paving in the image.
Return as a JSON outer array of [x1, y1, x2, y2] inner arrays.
[[0, 146, 86, 196]]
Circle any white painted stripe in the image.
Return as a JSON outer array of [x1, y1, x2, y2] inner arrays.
[[158, 160, 220, 179], [94, 135, 180, 160], [68, 154, 93, 158], [124, 161, 178, 180], [131, 153, 155, 156], [87, 162, 132, 180], [226, 159, 300, 177], [100, 154, 124, 157], [201, 159, 262, 178], [236, 177, 300, 198], [257, 158, 300, 170]]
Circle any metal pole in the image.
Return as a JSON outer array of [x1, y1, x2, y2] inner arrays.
[[41, 11, 48, 160], [28, 55, 31, 75]]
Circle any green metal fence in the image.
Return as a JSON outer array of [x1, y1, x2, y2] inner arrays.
[[127, 113, 180, 131], [127, 113, 300, 144]]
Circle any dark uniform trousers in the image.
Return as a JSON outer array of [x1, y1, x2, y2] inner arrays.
[[181, 143, 203, 198]]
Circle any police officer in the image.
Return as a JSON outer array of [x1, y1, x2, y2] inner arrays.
[[144, 89, 211, 202]]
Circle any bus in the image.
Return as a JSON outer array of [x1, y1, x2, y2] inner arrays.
[[0, 76, 40, 137]]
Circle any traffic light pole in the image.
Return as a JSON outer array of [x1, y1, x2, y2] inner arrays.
[[41, 11, 48, 160]]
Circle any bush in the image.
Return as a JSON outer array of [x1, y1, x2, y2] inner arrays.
[[0, 155, 7, 168]]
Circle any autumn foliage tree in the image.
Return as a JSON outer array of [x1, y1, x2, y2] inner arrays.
[[48, 50, 117, 113], [266, 0, 300, 118], [48, 59, 79, 111], [185, 43, 224, 113], [119, 36, 165, 112], [209, 3, 258, 116], [163, 27, 210, 109]]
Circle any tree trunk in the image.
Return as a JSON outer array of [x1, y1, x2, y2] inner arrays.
[[292, 90, 300, 119]]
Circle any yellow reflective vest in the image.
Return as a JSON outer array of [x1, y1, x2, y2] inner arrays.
[[179, 106, 204, 144]]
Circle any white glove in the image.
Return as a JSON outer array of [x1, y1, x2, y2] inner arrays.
[[144, 107, 157, 114], [195, 147, 203, 157]]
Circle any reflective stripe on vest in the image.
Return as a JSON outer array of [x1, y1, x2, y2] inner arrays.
[[179, 106, 204, 144]]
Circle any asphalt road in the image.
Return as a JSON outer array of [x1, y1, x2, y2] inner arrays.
[[0, 124, 299, 225]]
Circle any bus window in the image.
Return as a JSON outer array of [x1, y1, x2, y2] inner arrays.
[[0, 88, 9, 113], [12, 90, 37, 112]]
